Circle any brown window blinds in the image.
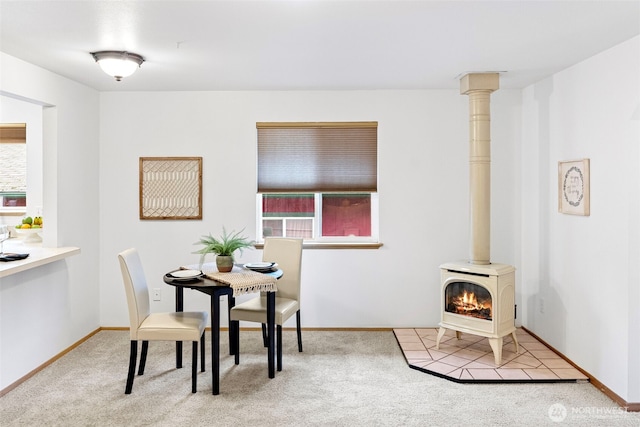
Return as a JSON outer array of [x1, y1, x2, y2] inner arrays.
[[257, 122, 377, 193], [0, 123, 26, 143]]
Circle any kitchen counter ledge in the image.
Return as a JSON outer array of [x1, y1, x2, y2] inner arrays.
[[0, 240, 80, 278]]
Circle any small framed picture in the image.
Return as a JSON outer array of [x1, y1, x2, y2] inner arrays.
[[558, 159, 590, 216], [139, 157, 202, 220]]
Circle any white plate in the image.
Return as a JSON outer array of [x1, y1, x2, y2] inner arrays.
[[244, 262, 274, 269], [243, 262, 278, 271], [170, 269, 203, 279]]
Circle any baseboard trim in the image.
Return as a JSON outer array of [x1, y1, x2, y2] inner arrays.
[[522, 327, 639, 412], [0, 327, 101, 397]]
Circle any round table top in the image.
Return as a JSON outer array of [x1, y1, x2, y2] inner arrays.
[[163, 267, 283, 287]]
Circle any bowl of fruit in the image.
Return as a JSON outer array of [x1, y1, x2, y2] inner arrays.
[[15, 216, 43, 242]]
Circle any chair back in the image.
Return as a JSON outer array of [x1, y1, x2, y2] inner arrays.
[[263, 238, 303, 303], [118, 248, 151, 340]]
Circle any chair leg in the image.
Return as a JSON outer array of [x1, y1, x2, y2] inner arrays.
[[138, 341, 149, 375], [228, 295, 236, 356], [229, 319, 238, 357], [192, 341, 198, 393], [296, 310, 303, 352], [277, 325, 283, 372], [200, 333, 205, 372], [125, 341, 138, 394], [261, 323, 268, 347], [234, 320, 240, 365]]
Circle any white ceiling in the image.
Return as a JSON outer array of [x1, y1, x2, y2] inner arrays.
[[1, 1, 639, 92]]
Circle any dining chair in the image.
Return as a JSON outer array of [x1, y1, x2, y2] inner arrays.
[[230, 237, 303, 371], [118, 248, 208, 394]]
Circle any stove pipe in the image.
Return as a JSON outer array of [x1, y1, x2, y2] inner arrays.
[[460, 73, 499, 265]]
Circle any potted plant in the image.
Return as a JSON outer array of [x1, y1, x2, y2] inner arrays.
[[194, 227, 255, 272]]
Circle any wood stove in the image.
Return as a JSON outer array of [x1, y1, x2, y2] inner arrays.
[[437, 262, 518, 365], [436, 73, 518, 365]]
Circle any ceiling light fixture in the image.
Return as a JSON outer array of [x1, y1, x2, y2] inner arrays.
[[90, 51, 145, 81]]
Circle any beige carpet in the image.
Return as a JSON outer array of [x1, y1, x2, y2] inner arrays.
[[394, 327, 588, 383], [2, 330, 638, 426]]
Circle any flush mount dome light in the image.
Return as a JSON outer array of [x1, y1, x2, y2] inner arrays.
[[90, 51, 145, 81]]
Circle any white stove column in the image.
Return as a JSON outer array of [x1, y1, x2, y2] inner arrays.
[[460, 73, 499, 266]]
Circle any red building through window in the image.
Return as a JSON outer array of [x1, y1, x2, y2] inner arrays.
[[262, 194, 371, 238]]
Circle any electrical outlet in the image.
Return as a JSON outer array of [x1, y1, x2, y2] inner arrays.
[[152, 288, 161, 301], [539, 298, 545, 314]]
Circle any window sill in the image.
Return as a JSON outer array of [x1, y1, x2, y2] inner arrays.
[[0, 210, 26, 216], [254, 242, 383, 250], [0, 241, 80, 278]]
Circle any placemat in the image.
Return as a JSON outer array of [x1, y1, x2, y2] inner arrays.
[[182, 263, 277, 296]]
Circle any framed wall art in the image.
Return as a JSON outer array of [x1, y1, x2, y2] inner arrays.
[[139, 157, 202, 220], [558, 158, 590, 216]]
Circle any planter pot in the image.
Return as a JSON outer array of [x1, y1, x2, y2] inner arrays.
[[216, 255, 234, 272]]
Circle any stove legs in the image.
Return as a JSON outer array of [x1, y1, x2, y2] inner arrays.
[[435, 327, 446, 348], [436, 327, 462, 348], [510, 331, 519, 354], [436, 327, 519, 365], [488, 337, 503, 365], [489, 332, 519, 365]]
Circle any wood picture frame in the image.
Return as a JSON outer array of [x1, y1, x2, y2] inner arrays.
[[139, 157, 202, 220], [558, 158, 590, 216]]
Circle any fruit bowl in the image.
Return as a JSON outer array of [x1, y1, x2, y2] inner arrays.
[[15, 227, 43, 242]]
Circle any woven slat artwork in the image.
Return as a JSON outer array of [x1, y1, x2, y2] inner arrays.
[[139, 157, 202, 219]]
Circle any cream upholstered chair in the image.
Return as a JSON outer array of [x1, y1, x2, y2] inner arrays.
[[118, 248, 208, 394], [230, 237, 303, 371]]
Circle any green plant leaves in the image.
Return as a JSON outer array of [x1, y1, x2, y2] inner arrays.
[[193, 227, 255, 263]]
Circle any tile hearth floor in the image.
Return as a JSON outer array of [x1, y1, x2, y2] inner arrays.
[[394, 327, 589, 383]]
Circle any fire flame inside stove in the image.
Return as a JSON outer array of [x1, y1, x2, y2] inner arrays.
[[460, 291, 480, 310], [450, 291, 492, 320]]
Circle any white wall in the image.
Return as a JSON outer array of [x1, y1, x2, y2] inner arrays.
[[0, 53, 100, 390], [519, 36, 640, 403], [98, 89, 522, 328]]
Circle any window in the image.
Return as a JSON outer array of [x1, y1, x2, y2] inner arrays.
[[262, 194, 314, 238], [257, 122, 378, 243], [0, 123, 27, 212]]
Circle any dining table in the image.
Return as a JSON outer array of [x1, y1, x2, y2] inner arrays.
[[163, 262, 282, 395]]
